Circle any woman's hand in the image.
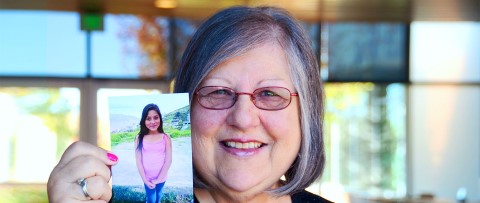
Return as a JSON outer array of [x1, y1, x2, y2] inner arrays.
[[47, 141, 119, 203]]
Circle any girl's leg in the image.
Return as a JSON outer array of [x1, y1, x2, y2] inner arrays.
[[144, 183, 156, 203], [155, 181, 166, 203]]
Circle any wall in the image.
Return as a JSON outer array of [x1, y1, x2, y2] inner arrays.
[[409, 85, 480, 201]]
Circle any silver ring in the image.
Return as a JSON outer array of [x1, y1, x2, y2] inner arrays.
[[77, 178, 92, 200]]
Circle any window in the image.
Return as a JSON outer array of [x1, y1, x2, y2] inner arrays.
[[410, 22, 480, 83], [324, 23, 408, 82], [5, 8, 478, 203], [0, 11, 86, 77], [408, 22, 480, 200], [0, 87, 80, 183], [309, 23, 409, 201], [313, 83, 407, 199], [91, 15, 171, 79]]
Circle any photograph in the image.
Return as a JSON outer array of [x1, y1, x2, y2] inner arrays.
[[108, 93, 193, 203]]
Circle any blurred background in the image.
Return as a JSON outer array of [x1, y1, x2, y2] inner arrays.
[[0, 0, 478, 202]]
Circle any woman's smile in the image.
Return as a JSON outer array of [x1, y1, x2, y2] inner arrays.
[[220, 139, 266, 156]]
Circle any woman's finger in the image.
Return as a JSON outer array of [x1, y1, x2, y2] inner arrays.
[[49, 175, 110, 203], [49, 156, 112, 202], [57, 141, 118, 169], [75, 175, 112, 201], [60, 155, 112, 183]]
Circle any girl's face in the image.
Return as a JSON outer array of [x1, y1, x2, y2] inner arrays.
[[145, 110, 160, 133], [191, 42, 302, 199]]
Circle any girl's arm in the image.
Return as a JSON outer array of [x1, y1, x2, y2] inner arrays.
[[135, 136, 153, 187], [156, 134, 172, 183]]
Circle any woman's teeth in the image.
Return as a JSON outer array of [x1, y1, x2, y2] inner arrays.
[[224, 141, 262, 149]]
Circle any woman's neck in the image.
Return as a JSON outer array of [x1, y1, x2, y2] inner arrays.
[[194, 188, 291, 203]]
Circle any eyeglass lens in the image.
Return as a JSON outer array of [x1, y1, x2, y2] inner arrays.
[[196, 86, 296, 110]]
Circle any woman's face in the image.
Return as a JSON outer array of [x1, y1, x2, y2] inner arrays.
[[191, 42, 302, 197], [145, 109, 161, 133]]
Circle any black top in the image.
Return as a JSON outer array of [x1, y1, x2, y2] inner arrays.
[[291, 190, 333, 203], [193, 190, 333, 203]]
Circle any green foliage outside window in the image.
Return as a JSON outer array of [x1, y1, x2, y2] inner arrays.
[[323, 83, 406, 197]]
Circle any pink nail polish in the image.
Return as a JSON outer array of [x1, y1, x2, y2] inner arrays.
[[107, 152, 118, 162]]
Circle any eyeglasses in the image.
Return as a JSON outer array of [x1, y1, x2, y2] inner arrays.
[[195, 86, 298, 111]]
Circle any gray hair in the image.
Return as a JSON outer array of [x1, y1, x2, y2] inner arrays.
[[173, 6, 325, 195]]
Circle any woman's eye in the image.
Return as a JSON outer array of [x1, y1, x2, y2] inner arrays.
[[210, 89, 231, 96], [258, 90, 278, 97]]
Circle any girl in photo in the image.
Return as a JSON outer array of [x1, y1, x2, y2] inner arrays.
[[135, 103, 172, 203]]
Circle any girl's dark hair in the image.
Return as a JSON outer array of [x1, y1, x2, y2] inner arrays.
[[136, 103, 164, 151]]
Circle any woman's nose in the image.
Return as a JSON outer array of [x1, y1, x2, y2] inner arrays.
[[226, 95, 260, 130]]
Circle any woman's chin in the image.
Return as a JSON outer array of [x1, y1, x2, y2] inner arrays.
[[218, 173, 272, 195]]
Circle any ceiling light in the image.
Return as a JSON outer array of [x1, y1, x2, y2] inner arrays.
[[155, 0, 177, 9]]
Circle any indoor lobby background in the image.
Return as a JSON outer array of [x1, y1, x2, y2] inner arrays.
[[0, 0, 479, 202]]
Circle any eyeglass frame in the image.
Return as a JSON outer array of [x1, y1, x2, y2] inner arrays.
[[194, 86, 299, 111]]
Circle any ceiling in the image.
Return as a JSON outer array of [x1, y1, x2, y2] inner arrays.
[[0, 0, 479, 22]]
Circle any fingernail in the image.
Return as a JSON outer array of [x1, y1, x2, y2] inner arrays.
[[107, 152, 118, 162]]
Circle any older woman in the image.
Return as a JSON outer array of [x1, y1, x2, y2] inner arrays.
[[48, 6, 329, 203]]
